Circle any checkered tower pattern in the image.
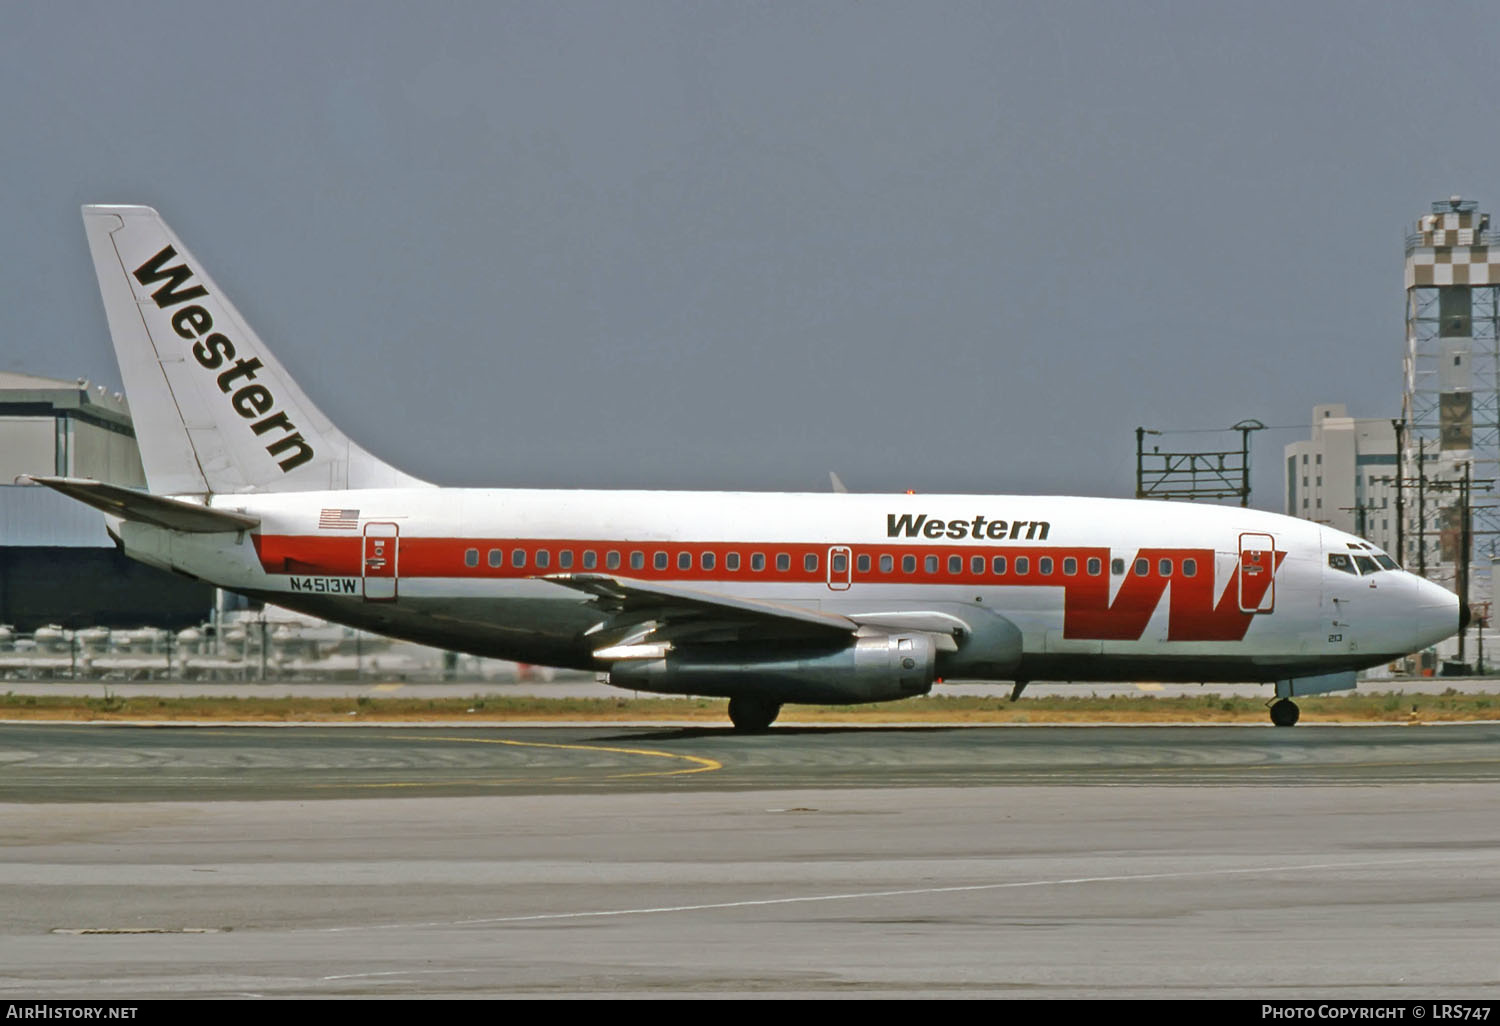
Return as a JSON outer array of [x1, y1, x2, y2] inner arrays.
[[1405, 206, 1500, 287], [1402, 198, 1500, 636]]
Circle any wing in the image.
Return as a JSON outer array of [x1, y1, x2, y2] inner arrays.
[[544, 573, 860, 655]]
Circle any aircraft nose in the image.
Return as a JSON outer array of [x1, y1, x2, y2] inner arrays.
[[1410, 575, 1462, 648]]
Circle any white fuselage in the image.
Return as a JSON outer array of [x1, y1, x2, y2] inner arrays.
[[110, 487, 1459, 687]]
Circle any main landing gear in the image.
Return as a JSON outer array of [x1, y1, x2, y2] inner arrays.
[[1269, 698, 1300, 728], [727, 697, 782, 732]]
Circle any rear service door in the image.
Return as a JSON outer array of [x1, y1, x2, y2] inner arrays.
[[362, 523, 399, 602]]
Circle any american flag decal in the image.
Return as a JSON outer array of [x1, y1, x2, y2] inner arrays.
[[318, 508, 360, 530]]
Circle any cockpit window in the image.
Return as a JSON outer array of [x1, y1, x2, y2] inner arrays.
[[1354, 555, 1379, 575], [1375, 554, 1400, 571], [1327, 553, 1358, 575]]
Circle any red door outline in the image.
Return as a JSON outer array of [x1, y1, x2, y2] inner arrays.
[[363, 523, 399, 602], [1237, 532, 1276, 614]]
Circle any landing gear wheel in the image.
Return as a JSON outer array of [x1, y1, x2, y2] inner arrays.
[[1269, 698, 1300, 727], [727, 697, 781, 732]]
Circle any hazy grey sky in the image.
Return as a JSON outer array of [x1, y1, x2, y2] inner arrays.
[[3, 1, 1495, 505]]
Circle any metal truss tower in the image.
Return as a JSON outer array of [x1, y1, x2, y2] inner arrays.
[[1402, 196, 1500, 618]]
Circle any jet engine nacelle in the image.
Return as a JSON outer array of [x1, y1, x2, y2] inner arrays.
[[605, 633, 939, 705]]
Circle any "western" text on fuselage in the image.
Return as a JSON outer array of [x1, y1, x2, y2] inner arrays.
[[886, 513, 1050, 541]]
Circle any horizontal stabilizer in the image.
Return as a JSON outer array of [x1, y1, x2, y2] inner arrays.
[[20, 476, 260, 533]]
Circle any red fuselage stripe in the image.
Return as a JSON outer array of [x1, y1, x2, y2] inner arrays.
[[253, 535, 1282, 642]]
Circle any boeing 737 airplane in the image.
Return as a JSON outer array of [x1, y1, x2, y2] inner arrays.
[[26, 205, 1462, 729]]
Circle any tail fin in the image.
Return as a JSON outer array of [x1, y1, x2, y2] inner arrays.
[[82, 205, 430, 495]]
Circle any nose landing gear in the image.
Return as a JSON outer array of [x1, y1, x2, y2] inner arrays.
[[1269, 698, 1300, 727]]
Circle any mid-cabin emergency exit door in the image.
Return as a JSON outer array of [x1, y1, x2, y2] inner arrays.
[[363, 523, 399, 602], [827, 546, 852, 590]]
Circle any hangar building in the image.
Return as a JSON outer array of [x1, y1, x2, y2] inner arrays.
[[0, 372, 214, 630]]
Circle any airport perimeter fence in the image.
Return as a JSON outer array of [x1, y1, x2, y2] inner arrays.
[[0, 624, 1485, 685], [0, 622, 572, 684]]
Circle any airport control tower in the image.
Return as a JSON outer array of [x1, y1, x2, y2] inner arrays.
[[1402, 196, 1500, 638]]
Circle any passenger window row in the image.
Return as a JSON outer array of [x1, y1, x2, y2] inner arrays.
[[459, 546, 1198, 579], [462, 546, 817, 573]]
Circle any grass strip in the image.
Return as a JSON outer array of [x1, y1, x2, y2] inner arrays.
[[0, 689, 1495, 724]]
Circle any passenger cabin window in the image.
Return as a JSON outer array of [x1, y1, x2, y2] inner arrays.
[[654, 552, 668, 570], [488, 548, 503, 568], [924, 555, 938, 574], [1158, 559, 1172, 577], [702, 552, 716, 571], [1086, 557, 1102, 576], [558, 550, 574, 569], [832, 552, 848, 573], [948, 555, 962, 574], [511, 549, 526, 568], [1327, 553, 1358, 575], [1014, 556, 1029, 575], [630, 551, 644, 570], [1111, 558, 1125, 575], [881, 554, 895, 573], [1134, 558, 1149, 576], [857, 554, 871, 573], [727, 552, 741, 571], [583, 550, 598, 570], [902, 555, 916, 573], [535, 550, 550, 569], [971, 555, 984, 574], [992, 556, 1007, 575], [804, 553, 818, 572], [1182, 558, 1197, 577], [1063, 557, 1077, 576], [1039, 557, 1053, 575], [752, 553, 766, 571], [465, 548, 479, 568], [776, 553, 791, 572], [678, 552, 692, 571]]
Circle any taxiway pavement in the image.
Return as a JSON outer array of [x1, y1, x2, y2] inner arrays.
[[1, 724, 1498, 998]]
